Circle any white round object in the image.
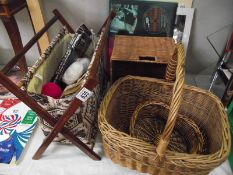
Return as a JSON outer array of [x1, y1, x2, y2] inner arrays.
[[62, 58, 90, 85]]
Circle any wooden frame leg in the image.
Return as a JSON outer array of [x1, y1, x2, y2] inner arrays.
[[2, 16, 28, 72]]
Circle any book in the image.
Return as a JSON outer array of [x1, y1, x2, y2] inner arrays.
[[109, 0, 178, 37], [0, 99, 37, 165]]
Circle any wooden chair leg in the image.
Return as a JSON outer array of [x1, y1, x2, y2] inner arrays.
[[25, 5, 42, 54], [2, 16, 28, 72], [0, 71, 101, 160]]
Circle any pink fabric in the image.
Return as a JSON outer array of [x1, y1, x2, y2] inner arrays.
[[41, 82, 62, 99]]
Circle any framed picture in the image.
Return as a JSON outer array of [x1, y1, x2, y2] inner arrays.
[[109, 0, 178, 37], [173, 7, 195, 53]]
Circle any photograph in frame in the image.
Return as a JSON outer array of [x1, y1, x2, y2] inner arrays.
[[109, 0, 178, 37]]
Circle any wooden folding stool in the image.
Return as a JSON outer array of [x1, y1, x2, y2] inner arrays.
[[0, 9, 115, 160]]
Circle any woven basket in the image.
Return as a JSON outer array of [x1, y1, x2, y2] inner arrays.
[[98, 43, 231, 175], [130, 101, 204, 154]]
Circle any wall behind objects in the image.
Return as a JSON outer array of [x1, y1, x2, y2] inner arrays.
[[187, 0, 233, 74], [0, 0, 109, 66], [0, 7, 39, 66]]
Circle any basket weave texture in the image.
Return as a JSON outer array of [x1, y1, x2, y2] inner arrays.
[[98, 43, 231, 175], [111, 36, 175, 63], [130, 101, 204, 154], [111, 35, 177, 82]]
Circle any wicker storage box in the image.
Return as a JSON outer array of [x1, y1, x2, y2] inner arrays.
[[99, 44, 231, 175], [111, 35, 176, 82]]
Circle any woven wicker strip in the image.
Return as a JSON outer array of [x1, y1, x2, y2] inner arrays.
[[165, 48, 177, 82], [98, 43, 231, 175]]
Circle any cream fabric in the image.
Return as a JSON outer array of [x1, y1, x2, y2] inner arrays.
[[27, 35, 72, 93]]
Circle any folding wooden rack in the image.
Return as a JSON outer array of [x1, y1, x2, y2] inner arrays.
[[0, 9, 115, 160]]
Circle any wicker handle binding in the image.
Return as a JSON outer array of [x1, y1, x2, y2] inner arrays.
[[165, 48, 178, 82], [156, 43, 185, 158]]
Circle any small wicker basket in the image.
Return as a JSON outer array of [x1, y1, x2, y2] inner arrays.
[[130, 101, 204, 154], [98, 43, 231, 175]]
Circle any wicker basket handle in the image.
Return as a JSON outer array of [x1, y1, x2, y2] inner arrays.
[[156, 43, 185, 158]]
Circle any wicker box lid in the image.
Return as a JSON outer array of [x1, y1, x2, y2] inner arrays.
[[111, 35, 176, 64]]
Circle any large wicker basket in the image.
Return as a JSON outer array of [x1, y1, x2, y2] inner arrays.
[[98, 43, 231, 175]]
